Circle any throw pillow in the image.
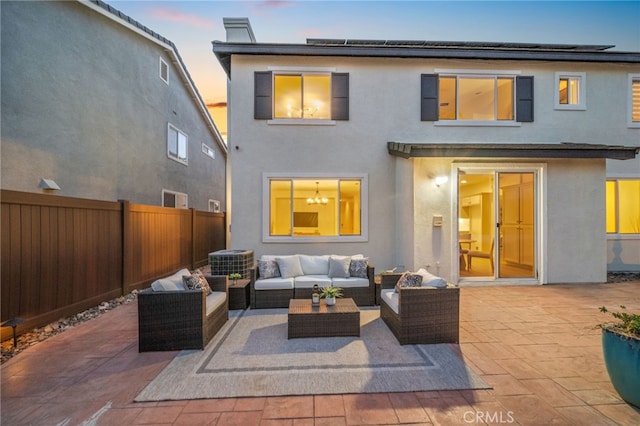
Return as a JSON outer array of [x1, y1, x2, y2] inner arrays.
[[275, 255, 304, 279], [394, 272, 422, 293], [349, 257, 369, 278], [183, 271, 212, 295], [258, 259, 281, 279], [328, 255, 351, 278], [416, 268, 447, 288]]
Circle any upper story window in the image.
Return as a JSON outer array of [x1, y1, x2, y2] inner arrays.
[[263, 174, 367, 243], [555, 72, 586, 110], [202, 143, 215, 159], [255, 70, 349, 123], [167, 124, 188, 165], [606, 179, 640, 234], [422, 71, 533, 125], [274, 73, 331, 119], [629, 73, 640, 128], [159, 57, 169, 84], [439, 75, 514, 121]]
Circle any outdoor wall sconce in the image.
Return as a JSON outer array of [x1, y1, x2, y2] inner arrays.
[[434, 176, 449, 187], [38, 178, 61, 192]]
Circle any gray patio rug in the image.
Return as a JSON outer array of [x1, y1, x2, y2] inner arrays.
[[135, 307, 490, 401]]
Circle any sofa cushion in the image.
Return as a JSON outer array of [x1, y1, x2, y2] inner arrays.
[[395, 272, 422, 292], [276, 255, 304, 279], [150, 268, 189, 292], [299, 255, 330, 275], [206, 291, 227, 316], [182, 271, 212, 295], [349, 257, 369, 278], [416, 268, 447, 288], [294, 275, 332, 288], [328, 255, 351, 278], [331, 277, 369, 288], [380, 289, 399, 314], [258, 259, 281, 279], [255, 277, 295, 290]]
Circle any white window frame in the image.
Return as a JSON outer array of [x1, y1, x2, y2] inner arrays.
[[159, 57, 169, 84], [628, 73, 640, 128], [209, 199, 221, 213], [267, 66, 336, 126], [202, 143, 215, 159], [262, 172, 369, 243], [434, 68, 521, 127], [162, 189, 188, 209], [554, 72, 586, 110], [167, 123, 188, 165]]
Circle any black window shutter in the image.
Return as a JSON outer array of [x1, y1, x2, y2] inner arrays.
[[516, 76, 534, 122], [421, 74, 439, 121], [254, 71, 273, 120], [331, 73, 349, 120]]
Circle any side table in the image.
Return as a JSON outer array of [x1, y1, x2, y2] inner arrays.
[[228, 278, 250, 310]]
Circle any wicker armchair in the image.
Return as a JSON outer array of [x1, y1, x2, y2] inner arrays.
[[138, 275, 228, 351], [379, 273, 459, 345]]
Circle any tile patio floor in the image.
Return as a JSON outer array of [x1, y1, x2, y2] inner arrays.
[[2, 282, 640, 425]]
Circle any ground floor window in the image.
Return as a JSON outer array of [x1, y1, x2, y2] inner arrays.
[[162, 189, 188, 209], [606, 179, 640, 234], [263, 174, 367, 242]]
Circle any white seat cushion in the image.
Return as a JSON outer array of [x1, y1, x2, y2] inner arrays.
[[331, 277, 369, 288], [255, 277, 295, 290], [206, 291, 227, 316], [151, 268, 189, 291], [380, 289, 399, 314], [294, 275, 332, 288]]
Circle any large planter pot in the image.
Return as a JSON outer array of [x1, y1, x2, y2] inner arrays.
[[601, 327, 640, 408]]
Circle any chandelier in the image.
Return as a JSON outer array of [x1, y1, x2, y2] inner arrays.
[[307, 182, 328, 205]]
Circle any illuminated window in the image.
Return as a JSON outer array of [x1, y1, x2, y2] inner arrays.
[[606, 179, 640, 234], [438, 75, 514, 121], [273, 73, 331, 119], [167, 124, 187, 165], [555, 72, 586, 110], [266, 177, 364, 240], [629, 74, 640, 128]]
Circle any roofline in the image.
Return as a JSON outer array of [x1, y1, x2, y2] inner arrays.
[[211, 41, 640, 77], [387, 142, 639, 160], [81, 0, 227, 155]]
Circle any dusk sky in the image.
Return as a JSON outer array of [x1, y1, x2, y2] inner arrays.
[[110, 0, 640, 138]]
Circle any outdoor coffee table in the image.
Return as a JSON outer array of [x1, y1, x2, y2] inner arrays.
[[288, 298, 360, 339]]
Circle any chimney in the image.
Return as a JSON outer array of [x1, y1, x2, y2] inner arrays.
[[223, 18, 256, 43]]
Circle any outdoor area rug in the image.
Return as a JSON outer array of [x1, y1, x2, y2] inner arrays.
[[135, 308, 490, 401]]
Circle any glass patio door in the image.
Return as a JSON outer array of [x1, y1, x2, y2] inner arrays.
[[458, 170, 536, 279]]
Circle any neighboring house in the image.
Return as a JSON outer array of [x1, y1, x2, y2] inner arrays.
[[1, 0, 226, 212], [213, 19, 640, 284]]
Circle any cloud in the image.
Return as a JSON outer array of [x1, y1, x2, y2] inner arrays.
[[149, 7, 214, 29], [252, 0, 296, 15]]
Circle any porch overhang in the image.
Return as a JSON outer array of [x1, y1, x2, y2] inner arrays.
[[387, 142, 639, 160]]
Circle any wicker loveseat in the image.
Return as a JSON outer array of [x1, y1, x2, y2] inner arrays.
[[379, 272, 459, 345], [251, 254, 375, 308], [138, 269, 228, 352]]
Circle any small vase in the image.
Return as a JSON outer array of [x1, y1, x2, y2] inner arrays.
[[325, 297, 336, 306]]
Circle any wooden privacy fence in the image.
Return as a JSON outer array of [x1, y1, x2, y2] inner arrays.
[[1, 190, 226, 341]]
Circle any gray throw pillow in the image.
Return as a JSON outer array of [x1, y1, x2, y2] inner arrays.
[[349, 257, 369, 278], [328, 255, 351, 278], [258, 259, 281, 279], [276, 255, 304, 279]]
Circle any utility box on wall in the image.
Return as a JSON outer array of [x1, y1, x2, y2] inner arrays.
[[209, 249, 254, 279]]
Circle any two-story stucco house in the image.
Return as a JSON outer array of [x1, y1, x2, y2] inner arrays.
[[213, 18, 639, 285], [1, 0, 226, 211]]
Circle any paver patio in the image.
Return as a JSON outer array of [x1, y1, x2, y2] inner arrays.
[[2, 282, 639, 425]]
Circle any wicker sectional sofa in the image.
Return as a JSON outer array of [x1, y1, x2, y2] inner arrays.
[[379, 272, 459, 345], [137, 268, 228, 351], [251, 254, 375, 308]]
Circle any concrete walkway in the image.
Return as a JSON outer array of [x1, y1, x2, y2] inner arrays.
[[2, 282, 639, 425]]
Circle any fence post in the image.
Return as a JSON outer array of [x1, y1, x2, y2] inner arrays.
[[191, 208, 197, 271], [120, 199, 130, 295]]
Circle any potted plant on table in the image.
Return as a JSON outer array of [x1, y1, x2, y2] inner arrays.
[[598, 305, 640, 408], [229, 273, 242, 286], [320, 285, 343, 306]]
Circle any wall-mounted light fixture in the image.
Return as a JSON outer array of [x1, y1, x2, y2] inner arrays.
[[434, 176, 449, 187], [38, 178, 61, 193]]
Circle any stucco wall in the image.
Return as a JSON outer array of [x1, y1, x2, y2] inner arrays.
[[1, 1, 225, 211], [225, 50, 637, 280]]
